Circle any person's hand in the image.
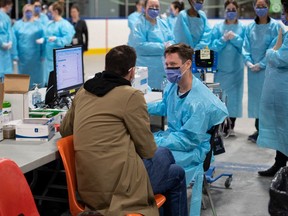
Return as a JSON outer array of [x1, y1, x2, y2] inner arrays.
[[36, 38, 44, 44], [246, 61, 254, 69], [273, 28, 282, 51], [164, 41, 172, 48], [2, 41, 12, 50], [251, 63, 261, 72], [227, 31, 235, 40], [223, 30, 229, 41], [48, 36, 57, 42]]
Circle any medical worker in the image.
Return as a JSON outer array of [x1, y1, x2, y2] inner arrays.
[[41, 1, 75, 86], [210, 0, 245, 135], [174, 0, 211, 50], [167, 1, 185, 32], [127, 0, 144, 44], [148, 43, 228, 215], [33, 0, 49, 26], [257, 0, 288, 177], [129, 0, 175, 90], [242, 0, 283, 143], [13, 4, 45, 89], [0, 0, 13, 78]]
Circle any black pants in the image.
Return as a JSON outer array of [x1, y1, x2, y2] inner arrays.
[[255, 118, 259, 131], [275, 151, 288, 167]]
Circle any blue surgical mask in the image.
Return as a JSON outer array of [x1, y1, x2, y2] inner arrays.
[[255, 7, 268, 17], [226, 11, 237, 20], [281, 14, 288, 26], [34, 6, 41, 14], [47, 11, 53, 20], [165, 67, 182, 83], [147, 8, 159, 19], [25, 11, 33, 20], [141, 7, 145, 13], [193, 2, 203, 11]]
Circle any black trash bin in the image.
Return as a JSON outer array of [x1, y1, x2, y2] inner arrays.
[[269, 166, 288, 216]]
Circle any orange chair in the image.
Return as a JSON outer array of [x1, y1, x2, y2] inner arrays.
[[57, 135, 166, 216], [0, 158, 40, 216]]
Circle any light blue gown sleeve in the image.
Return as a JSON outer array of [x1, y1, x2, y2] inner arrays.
[[132, 20, 166, 56], [155, 106, 210, 153], [194, 11, 211, 50], [242, 26, 253, 64], [209, 23, 227, 52], [54, 20, 75, 47], [258, 23, 285, 68], [230, 26, 245, 53], [174, 10, 194, 47], [147, 87, 168, 116], [11, 23, 19, 60], [266, 33, 288, 68]]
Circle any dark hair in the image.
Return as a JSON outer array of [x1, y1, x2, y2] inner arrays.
[[282, 0, 288, 12], [70, 4, 80, 12], [254, 0, 270, 6], [0, 0, 13, 7], [224, 0, 239, 9], [105, 45, 137, 77], [52, 0, 64, 15], [164, 43, 194, 64], [172, 1, 185, 11]]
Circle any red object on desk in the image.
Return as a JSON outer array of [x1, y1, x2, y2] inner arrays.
[[54, 124, 60, 132]]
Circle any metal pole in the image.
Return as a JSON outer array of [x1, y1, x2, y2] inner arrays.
[[125, 0, 128, 17], [66, 0, 69, 19], [15, 0, 19, 19], [95, 0, 99, 17]]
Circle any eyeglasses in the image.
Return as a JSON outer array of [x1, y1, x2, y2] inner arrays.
[[226, 9, 237, 12]]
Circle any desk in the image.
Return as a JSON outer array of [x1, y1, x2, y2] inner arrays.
[[0, 133, 61, 173], [0, 92, 162, 174]]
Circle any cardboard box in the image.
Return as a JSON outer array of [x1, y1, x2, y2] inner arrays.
[[29, 109, 66, 124], [4, 74, 30, 120], [4, 74, 30, 93], [15, 118, 55, 141]]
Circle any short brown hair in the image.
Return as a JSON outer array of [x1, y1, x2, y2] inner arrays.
[[164, 43, 194, 64], [105, 45, 137, 77]]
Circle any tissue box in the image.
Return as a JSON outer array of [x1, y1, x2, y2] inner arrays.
[[15, 118, 55, 141]]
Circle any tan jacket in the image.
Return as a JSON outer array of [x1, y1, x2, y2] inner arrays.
[[60, 86, 159, 216]]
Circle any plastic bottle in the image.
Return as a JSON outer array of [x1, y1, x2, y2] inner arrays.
[[2, 101, 12, 123], [161, 75, 168, 91], [32, 84, 42, 107]]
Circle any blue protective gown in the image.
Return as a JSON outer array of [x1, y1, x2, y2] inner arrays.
[[13, 20, 45, 89], [37, 13, 49, 26], [242, 18, 282, 118], [167, 15, 177, 32], [0, 10, 13, 77], [148, 77, 228, 216], [174, 9, 211, 50], [210, 21, 246, 117], [43, 18, 75, 86], [127, 11, 142, 45], [129, 15, 175, 89], [257, 32, 288, 157]]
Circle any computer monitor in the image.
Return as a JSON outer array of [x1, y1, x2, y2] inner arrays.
[[53, 46, 84, 98]]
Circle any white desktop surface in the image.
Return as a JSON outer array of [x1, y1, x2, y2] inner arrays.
[[0, 133, 61, 173], [0, 92, 162, 173]]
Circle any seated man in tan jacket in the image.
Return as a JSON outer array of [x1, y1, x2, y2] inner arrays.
[[60, 45, 188, 216]]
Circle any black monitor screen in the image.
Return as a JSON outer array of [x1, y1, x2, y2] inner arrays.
[[53, 46, 84, 97]]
